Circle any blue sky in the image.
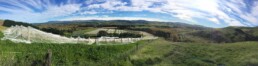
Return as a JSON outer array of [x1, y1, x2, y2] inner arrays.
[[0, 0, 258, 28]]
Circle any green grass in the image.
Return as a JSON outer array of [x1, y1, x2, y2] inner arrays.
[[1, 30, 258, 66], [129, 39, 258, 66], [0, 26, 5, 31], [160, 42, 258, 66], [0, 39, 140, 66], [0, 32, 148, 66], [130, 39, 174, 60]]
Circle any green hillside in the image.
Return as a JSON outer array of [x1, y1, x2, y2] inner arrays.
[[2, 20, 38, 28], [1, 32, 258, 66], [190, 27, 258, 43], [0, 32, 141, 65], [130, 39, 258, 66], [37, 20, 258, 43], [1, 20, 258, 66]]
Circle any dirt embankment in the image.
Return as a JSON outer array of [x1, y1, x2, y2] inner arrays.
[[0, 20, 3, 26], [0, 20, 6, 31]]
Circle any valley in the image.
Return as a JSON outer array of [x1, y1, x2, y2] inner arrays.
[[0, 0, 257, 66], [0, 20, 258, 66]]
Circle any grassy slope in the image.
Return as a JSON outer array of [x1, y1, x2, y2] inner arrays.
[[1, 30, 258, 66], [130, 39, 258, 66], [0, 31, 141, 66], [0, 41, 139, 66], [0, 26, 5, 31], [130, 39, 175, 60], [240, 27, 258, 37]]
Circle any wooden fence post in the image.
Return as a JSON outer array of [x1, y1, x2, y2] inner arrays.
[[120, 38, 122, 43], [45, 49, 52, 66]]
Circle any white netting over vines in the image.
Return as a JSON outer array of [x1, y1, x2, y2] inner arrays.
[[1, 25, 156, 44], [1, 25, 82, 43]]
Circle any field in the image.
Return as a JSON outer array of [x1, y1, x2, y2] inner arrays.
[[1, 30, 258, 66], [1, 20, 258, 66], [0, 31, 142, 66], [85, 28, 157, 40], [130, 39, 258, 66], [0, 37, 143, 66], [2, 26, 149, 44]]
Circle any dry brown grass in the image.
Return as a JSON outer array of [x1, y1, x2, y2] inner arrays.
[[0, 20, 5, 31], [0, 20, 3, 26]]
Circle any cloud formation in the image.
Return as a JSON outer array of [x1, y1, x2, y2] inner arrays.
[[0, 0, 257, 27]]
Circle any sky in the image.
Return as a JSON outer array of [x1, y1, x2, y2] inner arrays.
[[0, 0, 258, 28]]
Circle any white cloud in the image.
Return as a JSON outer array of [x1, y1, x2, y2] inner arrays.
[[208, 18, 220, 24], [229, 20, 246, 26], [240, 14, 258, 25], [84, 0, 248, 26], [252, 5, 258, 16], [224, 0, 258, 26], [0, 0, 257, 27], [80, 11, 98, 14], [160, 0, 246, 26], [0, 0, 81, 23]]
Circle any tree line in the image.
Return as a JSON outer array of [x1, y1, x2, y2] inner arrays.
[[97, 30, 142, 38]]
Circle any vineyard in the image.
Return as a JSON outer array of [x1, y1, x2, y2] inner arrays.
[[1, 20, 258, 66], [85, 28, 158, 40], [1, 25, 157, 44]]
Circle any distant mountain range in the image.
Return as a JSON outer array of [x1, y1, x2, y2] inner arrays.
[[36, 20, 210, 30], [46, 20, 150, 24]]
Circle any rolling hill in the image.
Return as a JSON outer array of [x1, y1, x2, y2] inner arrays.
[[36, 20, 258, 43], [1, 19, 258, 65], [36, 20, 209, 30], [2, 20, 38, 28]]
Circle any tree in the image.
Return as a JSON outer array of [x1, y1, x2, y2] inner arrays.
[[3, 20, 38, 29], [97, 30, 108, 37]]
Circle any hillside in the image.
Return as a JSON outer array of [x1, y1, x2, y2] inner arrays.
[[2, 25, 149, 44], [2, 20, 257, 43], [36, 20, 212, 42], [36, 20, 258, 43], [1, 35, 258, 66], [1, 20, 258, 65], [190, 27, 258, 43], [2, 20, 38, 28], [36, 20, 209, 30], [129, 39, 258, 66], [1, 0, 257, 65]]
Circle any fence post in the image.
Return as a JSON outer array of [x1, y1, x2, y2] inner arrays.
[[121, 38, 123, 43], [45, 49, 52, 66], [95, 38, 97, 44]]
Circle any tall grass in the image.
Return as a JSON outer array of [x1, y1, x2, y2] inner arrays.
[[0, 38, 138, 66], [130, 38, 258, 66]]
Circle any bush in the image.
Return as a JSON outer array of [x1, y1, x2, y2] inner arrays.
[[97, 30, 108, 37], [3, 20, 38, 28], [97, 30, 142, 38]]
